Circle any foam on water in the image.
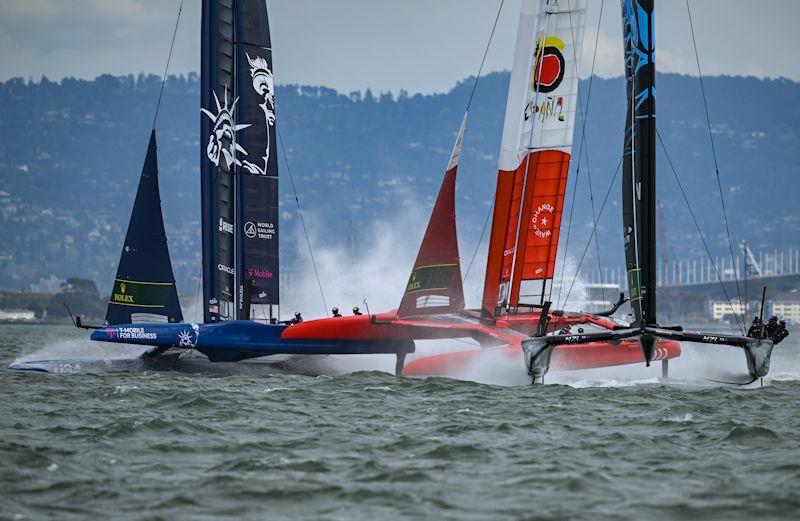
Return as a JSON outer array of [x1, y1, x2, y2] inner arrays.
[[11, 334, 148, 366]]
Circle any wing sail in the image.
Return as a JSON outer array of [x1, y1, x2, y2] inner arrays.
[[235, 0, 280, 317], [200, 0, 236, 322], [201, 0, 279, 322], [482, 0, 586, 317]]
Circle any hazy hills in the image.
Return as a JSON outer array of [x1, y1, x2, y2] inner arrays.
[[0, 71, 797, 294]]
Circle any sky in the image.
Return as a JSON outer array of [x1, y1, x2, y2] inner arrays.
[[0, 0, 798, 94]]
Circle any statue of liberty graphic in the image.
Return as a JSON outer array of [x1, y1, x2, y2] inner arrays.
[[242, 52, 276, 176], [201, 87, 250, 170]]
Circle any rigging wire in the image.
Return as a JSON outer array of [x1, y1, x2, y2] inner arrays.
[[462, 201, 494, 282], [152, 0, 184, 130], [685, 0, 745, 327], [657, 130, 745, 334], [464, 0, 505, 113], [276, 127, 329, 318], [556, 0, 605, 308], [562, 155, 623, 310], [460, 0, 505, 283]]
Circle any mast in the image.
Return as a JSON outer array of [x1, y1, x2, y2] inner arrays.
[[481, 0, 586, 318], [201, 0, 237, 322], [201, 0, 278, 322], [621, 0, 656, 327]]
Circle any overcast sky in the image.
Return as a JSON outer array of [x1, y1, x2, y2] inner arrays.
[[0, 0, 797, 93]]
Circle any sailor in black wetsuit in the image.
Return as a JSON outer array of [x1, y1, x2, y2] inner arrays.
[[747, 316, 765, 339], [332, 307, 342, 317], [766, 316, 779, 338], [773, 320, 790, 345], [352, 306, 363, 316]]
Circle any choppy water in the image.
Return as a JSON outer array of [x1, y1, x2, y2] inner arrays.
[[2, 324, 800, 520]]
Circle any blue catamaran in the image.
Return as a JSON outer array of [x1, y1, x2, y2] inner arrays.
[[10, 0, 414, 373]]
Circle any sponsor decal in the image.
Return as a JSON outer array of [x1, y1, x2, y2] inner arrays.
[[525, 96, 565, 123], [531, 203, 555, 239], [111, 327, 157, 341], [112, 281, 134, 304], [503, 247, 516, 257], [244, 221, 275, 240], [404, 264, 457, 294], [531, 36, 566, 94], [246, 268, 274, 279], [218, 264, 235, 275], [177, 324, 200, 348], [652, 347, 670, 360], [218, 218, 234, 234], [201, 87, 250, 170], [242, 53, 276, 176]]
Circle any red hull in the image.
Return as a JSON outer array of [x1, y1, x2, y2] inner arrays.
[[281, 308, 682, 377], [402, 339, 681, 377]]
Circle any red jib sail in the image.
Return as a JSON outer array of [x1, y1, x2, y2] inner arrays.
[[482, 0, 586, 317], [397, 115, 467, 319]]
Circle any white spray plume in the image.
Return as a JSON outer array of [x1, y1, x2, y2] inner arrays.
[[280, 203, 428, 320]]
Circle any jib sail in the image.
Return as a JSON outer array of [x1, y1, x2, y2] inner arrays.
[[201, 0, 278, 322], [482, 0, 586, 317], [397, 115, 467, 319], [621, 0, 656, 327], [105, 130, 183, 325]]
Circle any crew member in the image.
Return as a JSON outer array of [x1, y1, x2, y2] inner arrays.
[[747, 316, 765, 338], [352, 306, 363, 316], [558, 325, 572, 335], [773, 320, 790, 345], [332, 307, 342, 318], [291, 311, 303, 324], [766, 315, 779, 337]]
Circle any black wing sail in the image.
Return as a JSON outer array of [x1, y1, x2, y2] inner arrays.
[[201, 0, 278, 322], [235, 0, 279, 317], [201, 0, 237, 322], [105, 130, 183, 325], [621, 0, 656, 328]]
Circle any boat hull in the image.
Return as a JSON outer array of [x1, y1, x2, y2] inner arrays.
[[402, 339, 681, 377], [87, 320, 414, 363]]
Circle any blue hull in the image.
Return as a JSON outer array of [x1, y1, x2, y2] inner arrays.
[[88, 320, 414, 362]]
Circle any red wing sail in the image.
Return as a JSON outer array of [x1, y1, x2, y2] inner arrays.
[[481, 0, 586, 317], [398, 115, 466, 319], [508, 149, 570, 304]]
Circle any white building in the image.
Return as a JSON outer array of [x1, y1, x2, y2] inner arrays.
[[771, 302, 800, 324], [0, 309, 35, 321], [710, 301, 745, 321]]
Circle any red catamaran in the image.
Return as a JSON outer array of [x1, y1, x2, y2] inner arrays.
[[287, 0, 773, 384]]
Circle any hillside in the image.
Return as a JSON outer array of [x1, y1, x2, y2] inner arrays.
[[0, 72, 797, 293]]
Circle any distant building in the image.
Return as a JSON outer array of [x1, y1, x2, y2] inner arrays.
[[771, 301, 800, 324], [710, 301, 745, 321], [583, 283, 621, 315], [0, 309, 35, 321]]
